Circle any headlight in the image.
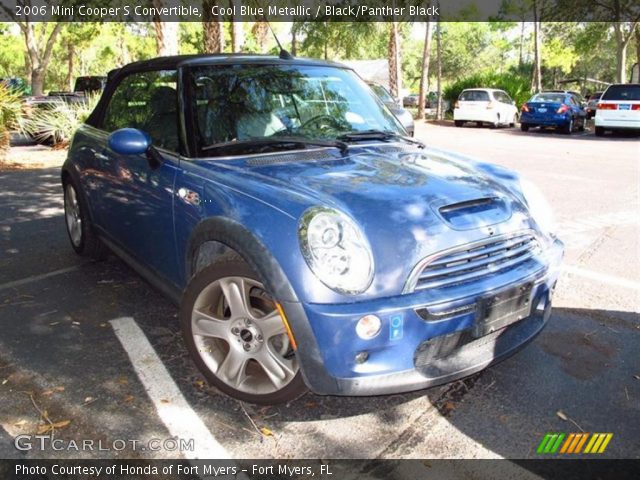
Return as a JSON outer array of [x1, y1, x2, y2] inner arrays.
[[299, 207, 374, 294], [519, 178, 557, 239]]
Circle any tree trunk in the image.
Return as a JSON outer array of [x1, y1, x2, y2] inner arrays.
[[229, 0, 243, 52], [518, 21, 525, 67], [203, 0, 224, 53], [388, 22, 402, 99], [291, 27, 297, 56], [152, 0, 178, 56], [252, 21, 269, 53], [20, 23, 62, 96], [66, 42, 74, 91], [531, 5, 542, 92], [636, 25, 640, 78], [31, 68, 45, 97], [417, 21, 433, 120], [436, 20, 442, 120]]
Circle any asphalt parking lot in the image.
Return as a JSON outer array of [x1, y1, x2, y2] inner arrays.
[[0, 123, 638, 461]]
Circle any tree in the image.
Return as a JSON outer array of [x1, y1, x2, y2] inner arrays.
[[203, 0, 224, 53], [0, 12, 62, 95], [152, 0, 178, 56], [531, 0, 542, 91], [229, 0, 244, 52], [388, 22, 402, 98], [417, 21, 433, 120]]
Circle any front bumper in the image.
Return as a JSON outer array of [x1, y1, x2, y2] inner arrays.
[[287, 238, 564, 396]]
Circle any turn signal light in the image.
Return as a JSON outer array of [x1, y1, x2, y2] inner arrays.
[[597, 103, 617, 110]]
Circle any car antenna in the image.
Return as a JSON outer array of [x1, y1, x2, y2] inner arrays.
[[264, 17, 293, 60]]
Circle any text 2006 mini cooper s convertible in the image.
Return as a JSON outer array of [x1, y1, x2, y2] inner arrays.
[[62, 54, 563, 404]]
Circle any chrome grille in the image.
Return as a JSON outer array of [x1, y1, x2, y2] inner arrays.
[[411, 233, 541, 291]]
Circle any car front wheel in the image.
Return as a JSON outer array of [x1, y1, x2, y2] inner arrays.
[[180, 257, 306, 404]]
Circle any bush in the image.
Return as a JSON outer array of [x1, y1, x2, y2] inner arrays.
[[0, 85, 22, 157], [19, 93, 99, 148], [443, 73, 531, 108]]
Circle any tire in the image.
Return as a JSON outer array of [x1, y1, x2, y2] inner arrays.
[[63, 179, 107, 259], [595, 126, 605, 137], [454, 120, 464, 127], [562, 117, 574, 134], [520, 123, 529, 132], [180, 257, 307, 405], [475, 121, 483, 128]]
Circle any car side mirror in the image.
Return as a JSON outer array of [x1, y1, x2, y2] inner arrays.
[[108, 128, 162, 169]]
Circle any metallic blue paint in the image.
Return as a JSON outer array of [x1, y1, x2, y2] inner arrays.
[[62, 57, 564, 396], [107, 128, 151, 155]]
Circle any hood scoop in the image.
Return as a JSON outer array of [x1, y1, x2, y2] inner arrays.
[[435, 196, 512, 230]]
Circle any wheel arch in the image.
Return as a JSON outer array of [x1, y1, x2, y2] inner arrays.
[[185, 216, 299, 304]]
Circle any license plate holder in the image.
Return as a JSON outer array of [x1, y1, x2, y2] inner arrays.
[[619, 104, 631, 110], [538, 107, 547, 113], [473, 282, 533, 338]]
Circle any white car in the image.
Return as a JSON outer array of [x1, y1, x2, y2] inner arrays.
[[594, 83, 640, 136], [454, 88, 519, 128]]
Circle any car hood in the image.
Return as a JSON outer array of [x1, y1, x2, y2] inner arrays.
[[200, 145, 536, 296]]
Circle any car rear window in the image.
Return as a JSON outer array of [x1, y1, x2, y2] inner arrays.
[[530, 93, 566, 103], [459, 90, 490, 101], [601, 85, 640, 101]]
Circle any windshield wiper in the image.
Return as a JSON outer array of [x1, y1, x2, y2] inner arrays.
[[338, 130, 425, 148], [202, 136, 349, 155]]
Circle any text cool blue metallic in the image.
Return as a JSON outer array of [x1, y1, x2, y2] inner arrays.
[[61, 55, 564, 404]]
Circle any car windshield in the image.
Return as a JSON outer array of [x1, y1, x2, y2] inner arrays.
[[369, 84, 395, 103], [601, 85, 640, 101], [188, 64, 404, 155], [530, 93, 566, 103]]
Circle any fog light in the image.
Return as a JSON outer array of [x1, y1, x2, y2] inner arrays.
[[355, 314, 381, 339], [355, 351, 369, 364]]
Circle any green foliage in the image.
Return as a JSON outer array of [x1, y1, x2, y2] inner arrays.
[[443, 72, 531, 107], [0, 84, 22, 156], [19, 94, 100, 147]]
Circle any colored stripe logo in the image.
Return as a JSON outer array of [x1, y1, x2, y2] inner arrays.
[[537, 433, 612, 454]]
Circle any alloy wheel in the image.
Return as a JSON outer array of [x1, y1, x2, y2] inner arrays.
[[190, 276, 298, 395], [64, 184, 82, 247]]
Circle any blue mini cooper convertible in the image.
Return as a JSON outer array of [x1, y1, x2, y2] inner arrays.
[[62, 54, 563, 404]]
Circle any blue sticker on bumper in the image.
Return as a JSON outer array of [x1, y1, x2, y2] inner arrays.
[[389, 314, 404, 341]]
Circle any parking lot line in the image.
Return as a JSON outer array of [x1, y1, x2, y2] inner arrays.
[[0, 265, 83, 292], [110, 317, 230, 460], [563, 265, 640, 290]]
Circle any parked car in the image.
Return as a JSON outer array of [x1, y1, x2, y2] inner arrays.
[[585, 91, 604, 119], [62, 54, 563, 404], [403, 93, 419, 107], [594, 83, 640, 136], [367, 82, 414, 136], [520, 92, 587, 134], [453, 88, 519, 128]]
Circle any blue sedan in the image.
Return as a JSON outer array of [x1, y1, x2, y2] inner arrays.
[[62, 54, 563, 404], [520, 92, 587, 133]]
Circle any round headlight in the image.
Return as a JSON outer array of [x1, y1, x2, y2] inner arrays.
[[299, 207, 374, 294], [520, 178, 557, 239]]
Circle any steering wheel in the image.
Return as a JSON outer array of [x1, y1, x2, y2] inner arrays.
[[299, 114, 345, 131]]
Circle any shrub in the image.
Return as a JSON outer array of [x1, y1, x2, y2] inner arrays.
[[19, 93, 100, 148], [0, 85, 22, 157], [444, 73, 531, 108]]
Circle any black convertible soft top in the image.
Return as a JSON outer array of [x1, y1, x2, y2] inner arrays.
[[92, 54, 349, 128]]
